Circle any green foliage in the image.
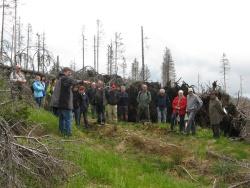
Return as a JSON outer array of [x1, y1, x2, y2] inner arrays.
[[0, 101, 30, 121], [63, 144, 196, 188], [212, 161, 239, 180]]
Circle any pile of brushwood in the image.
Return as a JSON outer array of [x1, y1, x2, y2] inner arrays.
[[0, 78, 68, 187]]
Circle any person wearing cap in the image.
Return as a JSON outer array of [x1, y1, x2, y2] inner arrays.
[[136, 84, 151, 123], [156, 88, 170, 123], [10, 64, 27, 99], [105, 83, 119, 123], [117, 85, 129, 121], [57, 67, 88, 136], [171, 90, 187, 132], [86, 82, 97, 119], [186, 87, 203, 135], [79, 86, 89, 128], [209, 90, 225, 138]]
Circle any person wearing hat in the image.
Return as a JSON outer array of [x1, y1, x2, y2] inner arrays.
[[105, 83, 119, 123], [186, 87, 203, 135], [209, 90, 225, 138], [156, 88, 170, 123], [10, 64, 27, 99]]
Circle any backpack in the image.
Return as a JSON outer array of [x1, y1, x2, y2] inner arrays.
[[138, 91, 150, 100]]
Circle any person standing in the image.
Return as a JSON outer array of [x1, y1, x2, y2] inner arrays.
[[72, 85, 81, 127], [171, 90, 187, 133], [186, 88, 203, 135], [79, 86, 89, 128], [117, 85, 129, 121], [87, 82, 97, 119], [106, 84, 119, 123], [209, 91, 225, 138], [41, 76, 47, 107], [156, 88, 170, 123], [50, 73, 64, 116], [94, 80, 106, 125], [10, 64, 27, 99], [57, 67, 86, 136], [32, 75, 45, 107], [46, 78, 56, 109], [136, 84, 151, 123]]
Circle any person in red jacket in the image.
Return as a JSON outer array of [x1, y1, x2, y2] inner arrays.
[[171, 90, 187, 133]]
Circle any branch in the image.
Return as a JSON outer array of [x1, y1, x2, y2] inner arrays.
[[228, 179, 250, 188], [178, 165, 198, 182]]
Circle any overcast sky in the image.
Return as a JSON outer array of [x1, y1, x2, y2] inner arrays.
[[16, 0, 250, 96]]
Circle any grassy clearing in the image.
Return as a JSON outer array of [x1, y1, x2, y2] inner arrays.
[[28, 108, 250, 188]]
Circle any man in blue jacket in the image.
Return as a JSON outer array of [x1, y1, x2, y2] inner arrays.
[[156, 88, 170, 123], [32, 75, 45, 107]]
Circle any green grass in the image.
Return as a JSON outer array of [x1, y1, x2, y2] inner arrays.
[[63, 144, 196, 188], [28, 108, 250, 188]]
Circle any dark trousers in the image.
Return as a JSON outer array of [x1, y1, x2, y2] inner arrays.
[[118, 106, 128, 121], [80, 111, 89, 128], [35, 97, 42, 107], [73, 107, 81, 126], [52, 107, 59, 117], [96, 104, 105, 124], [137, 106, 150, 122], [90, 104, 96, 119], [212, 124, 220, 138], [171, 112, 185, 132]]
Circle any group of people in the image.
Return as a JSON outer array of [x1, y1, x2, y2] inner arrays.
[[10, 65, 227, 138]]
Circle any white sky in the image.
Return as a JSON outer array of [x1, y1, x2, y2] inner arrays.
[[15, 0, 250, 96]]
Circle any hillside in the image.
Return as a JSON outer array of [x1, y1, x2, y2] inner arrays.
[[26, 109, 250, 188]]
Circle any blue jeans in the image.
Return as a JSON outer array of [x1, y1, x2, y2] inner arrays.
[[59, 109, 72, 136], [186, 111, 197, 135], [73, 107, 81, 127], [35, 97, 42, 107], [157, 107, 167, 123]]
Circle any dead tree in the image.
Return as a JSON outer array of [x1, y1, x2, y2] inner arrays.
[[162, 47, 176, 87], [220, 53, 230, 92], [114, 32, 124, 75], [131, 58, 139, 81], [140, 64, 150, 81], [120, 56, 127, 79], [107, 42, 114, 75]]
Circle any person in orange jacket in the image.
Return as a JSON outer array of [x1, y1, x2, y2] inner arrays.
[[171, 90, 187, 133]]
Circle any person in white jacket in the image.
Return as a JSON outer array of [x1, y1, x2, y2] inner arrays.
[[10, 64, 27, 99]]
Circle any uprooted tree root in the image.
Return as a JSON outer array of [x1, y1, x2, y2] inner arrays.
[[0, 117, 69, 188]]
